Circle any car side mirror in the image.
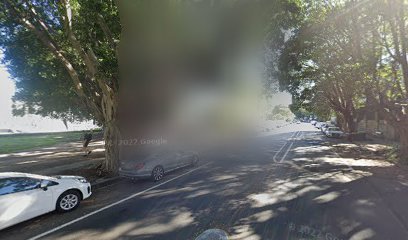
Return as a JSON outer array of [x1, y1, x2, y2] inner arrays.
[[40, 181, 48, 191]]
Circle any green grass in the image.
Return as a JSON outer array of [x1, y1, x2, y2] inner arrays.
[[0, 131, 86, 154]]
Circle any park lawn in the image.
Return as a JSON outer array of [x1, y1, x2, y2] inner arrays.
[[0, 131, 85, 154]]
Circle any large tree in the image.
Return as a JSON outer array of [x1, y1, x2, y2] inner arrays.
[[0, 0, 121, 172], [279, 0, 370, 133], [0, 0, 309, 174], [366, 0, 408, 159], [279, 0, 408, 160]]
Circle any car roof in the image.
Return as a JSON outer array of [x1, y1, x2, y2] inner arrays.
[[0, 172, 52, 180]]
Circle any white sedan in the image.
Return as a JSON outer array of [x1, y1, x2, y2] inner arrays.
[[325, 127, 344, 138], [0, 172, 92, 230]]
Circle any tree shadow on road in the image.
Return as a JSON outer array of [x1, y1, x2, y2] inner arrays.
[[38, 131, 408, 240]]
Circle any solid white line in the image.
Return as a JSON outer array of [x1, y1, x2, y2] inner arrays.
[[279, 131, 301, 162], [273, 141, 289, 162], [273, 131, 298, 162], [290, 131, 299, 140], [28, 162, 212, 240], [280, 141, 294, 163]]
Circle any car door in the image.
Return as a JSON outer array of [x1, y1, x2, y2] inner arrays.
[[0, 177, 53, 230], [176, 150, 191, 167], [160, 151, 179, 171]]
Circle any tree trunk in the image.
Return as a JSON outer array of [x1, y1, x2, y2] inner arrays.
[[101, 93, 120, 175], [103, 121, 120, 174], [344, 111, 355, 133], [336, 109, 355, 133], [398, 122, 408, 162]]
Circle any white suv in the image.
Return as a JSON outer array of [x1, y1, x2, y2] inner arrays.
[[0, 172, 92, 230]]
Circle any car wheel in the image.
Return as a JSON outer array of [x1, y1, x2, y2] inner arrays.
[[56, 190, 81, 212], [192, 155, 199, 166], [152, 165, 165, 182]]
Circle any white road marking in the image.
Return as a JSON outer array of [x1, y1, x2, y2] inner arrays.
[[273, 131, 299, 162], [28, 162, 212, 240], [280, 142, 294, 163], [273, 141, 289, 162], [279, 131, 302, 162], [280, 131, 304, 162]]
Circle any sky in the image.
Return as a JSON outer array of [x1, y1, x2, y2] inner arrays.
[[270, 92, 292, 107], [0, 63, 95, 133]]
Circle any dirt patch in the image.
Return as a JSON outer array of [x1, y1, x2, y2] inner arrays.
[[331, 141, 394, 161], [329, 139, 408, 183], [56, 162, 104, 183]]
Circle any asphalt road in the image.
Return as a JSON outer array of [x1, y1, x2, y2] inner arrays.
[[2, 123, 408, 240]]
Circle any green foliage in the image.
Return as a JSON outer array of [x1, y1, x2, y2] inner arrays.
[[0, 0, 120, 123], [2, 29, 90, 121], [269, 104, 295, 120], [277, 0, 377, 131], [263, 0, 305, 95], [276, 0, 408, 157]]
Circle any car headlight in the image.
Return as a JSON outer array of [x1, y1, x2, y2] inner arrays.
[[77, 177, 88, 183]]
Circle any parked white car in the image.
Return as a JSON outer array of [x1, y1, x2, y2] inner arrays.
[[321, 123, 333, 133], [325, 127, 344, 138], [0, 172, 92, 230]]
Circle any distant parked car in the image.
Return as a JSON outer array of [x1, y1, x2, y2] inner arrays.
[[311, 120, 317, 126], [321, 125, 329, 133], [119, 150, 199, 181], [0, 172, 92, 230], [325, 127, 344, 138], [316, 122, 325, 129], [320, 123, 333, 133]]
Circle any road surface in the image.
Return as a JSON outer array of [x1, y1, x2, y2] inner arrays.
[[1, 123, 408, 240]]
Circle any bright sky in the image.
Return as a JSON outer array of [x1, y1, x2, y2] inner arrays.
[[0, 63, 95, 133], [270, 91, 292, 106]]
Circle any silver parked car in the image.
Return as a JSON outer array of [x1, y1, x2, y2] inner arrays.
[[325, 127, 344, 138], [321, 123, 333, 133], [119, 150, 199, 181]]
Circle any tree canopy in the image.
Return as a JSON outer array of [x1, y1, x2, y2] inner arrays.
[[0, 0, 120, 124], [0, 0, 304, 173], [278, 0, 408, 158]]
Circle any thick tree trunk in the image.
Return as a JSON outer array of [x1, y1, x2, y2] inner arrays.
[[335, 109, 356, 142], [103, 120, 120, 174], [336, 110, 355, 133], [343, 111, 355, 133], [101, 93, 120, 175]]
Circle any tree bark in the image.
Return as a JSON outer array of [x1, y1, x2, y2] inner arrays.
[[398, 121, 408, 161], [101, 93, 120, 174], [4, 0, 121, 174], [103, 121, 120, 174], [336, 109, 355, 133]]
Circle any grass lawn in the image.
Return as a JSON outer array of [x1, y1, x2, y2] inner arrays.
[[0, 131, 86, 154]]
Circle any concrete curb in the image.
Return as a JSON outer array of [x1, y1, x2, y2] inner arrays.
[[91, 176, 121, 189]]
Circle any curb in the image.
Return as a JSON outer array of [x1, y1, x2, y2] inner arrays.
[[91, 176, 121, 189]]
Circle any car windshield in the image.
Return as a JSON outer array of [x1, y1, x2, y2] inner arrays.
[[1, 1, 408, 240]]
